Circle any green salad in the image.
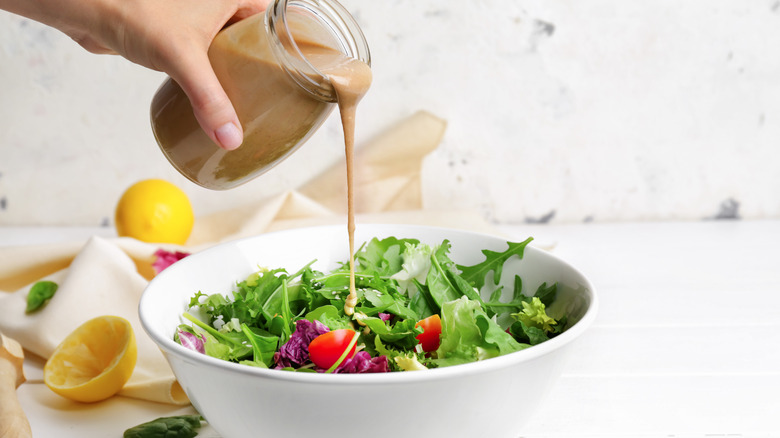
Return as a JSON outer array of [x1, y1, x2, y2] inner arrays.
[[175, 236, 567, 373]]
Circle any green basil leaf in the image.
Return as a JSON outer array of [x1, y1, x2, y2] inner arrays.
[[25, 281, 58, 313]]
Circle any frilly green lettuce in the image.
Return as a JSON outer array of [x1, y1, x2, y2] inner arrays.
[[513, 297, 557, 332], [435, 296, 527, 367]]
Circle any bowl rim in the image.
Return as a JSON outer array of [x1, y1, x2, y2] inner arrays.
[[139, 223, 599, 384]]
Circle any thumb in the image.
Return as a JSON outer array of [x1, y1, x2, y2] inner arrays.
[[170, 52, 244, 151]]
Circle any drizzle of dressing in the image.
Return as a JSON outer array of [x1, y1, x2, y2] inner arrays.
[[308, 47, 372, 316]]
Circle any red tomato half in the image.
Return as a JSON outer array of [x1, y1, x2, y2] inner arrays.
[[415, 314, 442, 352], [308, 329, 357, 369]]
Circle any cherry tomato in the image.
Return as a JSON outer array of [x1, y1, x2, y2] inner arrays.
[[415, 314, 442, 352], [308, 329, 357, 369]]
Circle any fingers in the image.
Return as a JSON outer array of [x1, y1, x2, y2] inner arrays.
[[173, 2, 270, 150], [156, 1, 271, 150], [228, 1, 270, 26], [240, 0, 273, 17], [119, 0, 273, 150], [169, 51, 244, 151]]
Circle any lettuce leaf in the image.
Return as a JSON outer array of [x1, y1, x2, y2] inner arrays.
[[513, 297, 557, 332], [434, 296, 527, 367], [390, 241, 436, 292], [355, 237, 411, 277]]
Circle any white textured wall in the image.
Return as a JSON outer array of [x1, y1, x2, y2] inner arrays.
[[1, 0, 779, 226]]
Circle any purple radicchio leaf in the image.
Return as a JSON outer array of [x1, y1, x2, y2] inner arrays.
[[332, 352, 391, 374], [153, 249, 190, 275], [273, 319, 330, 369], [378, 313, 392, 322], [178, 330, 205, 354]]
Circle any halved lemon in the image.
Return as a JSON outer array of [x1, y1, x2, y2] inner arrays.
[[44, 315, 137, 403]]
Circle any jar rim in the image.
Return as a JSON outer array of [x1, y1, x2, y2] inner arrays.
[[266, 0, 371, 102]]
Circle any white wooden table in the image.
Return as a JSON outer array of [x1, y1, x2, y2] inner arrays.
[[2, 220, 778, 437]]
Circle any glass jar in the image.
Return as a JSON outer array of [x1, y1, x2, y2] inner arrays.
[[150, 0, 371, 190]]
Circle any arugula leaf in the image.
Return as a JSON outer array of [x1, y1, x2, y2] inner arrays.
[[267, 315, 288, 338], [408, 279, 437, 317], [123, 415, 203, 438], [182, 314, 251, 361], [446, 270, 483, 302], [239, 323, 278, 368], [243, 268, 289, 320], [25, 281, 58, 313], [456, 238, 533, 289], [425, 243, 463, 308], [533, 281, 558, 306], [483, 275, 527, 316], [360, 287, 418, 321], [307, 271, 350, 304], [508, 320, 549, 345], [551, 315, 568, 335], [277, 280, 294, 343]]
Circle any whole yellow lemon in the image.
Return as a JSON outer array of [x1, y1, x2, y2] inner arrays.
[[115, 179, 194, 245]]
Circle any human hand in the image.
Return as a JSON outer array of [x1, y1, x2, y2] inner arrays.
[[1, 0, 272, 150]]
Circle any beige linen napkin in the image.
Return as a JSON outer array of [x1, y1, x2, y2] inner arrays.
[[0, 237, 187, 404], [0, 110, 500, 407]]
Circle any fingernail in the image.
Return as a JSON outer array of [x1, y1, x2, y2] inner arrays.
[[215, 122, 242, 150]]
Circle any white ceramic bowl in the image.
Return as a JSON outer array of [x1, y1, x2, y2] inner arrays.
[[139, 224, 597, 438]]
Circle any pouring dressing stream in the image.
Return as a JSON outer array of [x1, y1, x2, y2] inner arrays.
[[317, 54, 373, 315]]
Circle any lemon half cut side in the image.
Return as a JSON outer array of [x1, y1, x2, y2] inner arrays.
[[44, 315, 137, 403]]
